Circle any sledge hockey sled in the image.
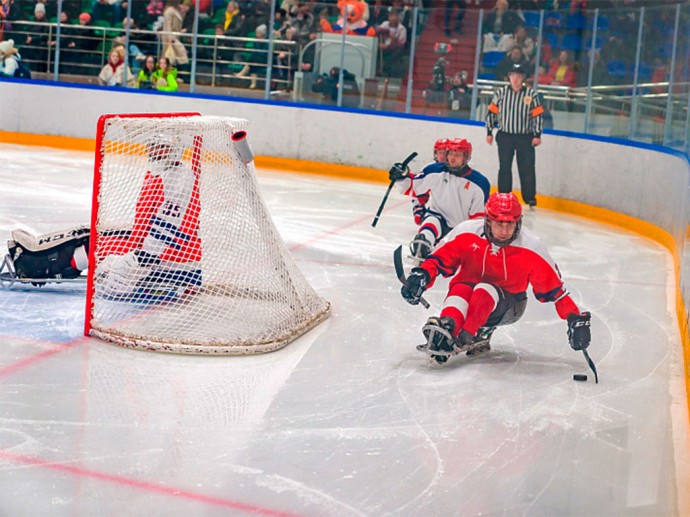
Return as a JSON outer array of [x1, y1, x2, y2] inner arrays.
[[416, 325, 495, 365]]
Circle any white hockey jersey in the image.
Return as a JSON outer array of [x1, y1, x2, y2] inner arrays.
[[396, 164, 490, 228]]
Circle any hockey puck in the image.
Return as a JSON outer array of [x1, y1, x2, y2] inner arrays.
[[573, 374, 588, 382]]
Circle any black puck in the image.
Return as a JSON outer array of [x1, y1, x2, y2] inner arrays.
[[573, 374, 588, 382]]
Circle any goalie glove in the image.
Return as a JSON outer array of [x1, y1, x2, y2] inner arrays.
[[401, 267, 430, 305], [567, 311, 591, 351], [389, 162, 409, 182], [98, 250, 158, 299]]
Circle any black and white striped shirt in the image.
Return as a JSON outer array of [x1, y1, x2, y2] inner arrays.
[[485, 85, 544, 137]]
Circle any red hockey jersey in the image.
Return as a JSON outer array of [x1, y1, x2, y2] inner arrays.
[[419, 219, 580, 319]]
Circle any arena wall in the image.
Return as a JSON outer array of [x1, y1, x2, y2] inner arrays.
[[1, 81, 687, 246]]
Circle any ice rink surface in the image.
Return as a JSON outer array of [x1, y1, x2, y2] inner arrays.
[[0, 144, 688, 516]]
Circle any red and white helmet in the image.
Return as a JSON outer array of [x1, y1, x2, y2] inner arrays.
[[434, 138, 451, 151], [484, 192, 522, 245], [446, 138, 472, 161]]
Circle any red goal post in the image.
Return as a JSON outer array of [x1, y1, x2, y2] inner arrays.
[[84, 112, 330, 355]]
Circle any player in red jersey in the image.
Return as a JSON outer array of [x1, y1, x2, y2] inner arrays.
[[401, 192, 591, 362]]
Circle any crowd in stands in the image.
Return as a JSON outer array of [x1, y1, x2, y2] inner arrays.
[[0, 0, 686, 110], [0, 0, 436, 89], [479, 0, 685, 92]]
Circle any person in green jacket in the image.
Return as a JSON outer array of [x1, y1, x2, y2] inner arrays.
[[153, 56, 178, 92], [137, 55, 158, 89]]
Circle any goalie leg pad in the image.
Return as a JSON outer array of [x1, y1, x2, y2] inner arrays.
[[9, 238, 88, 281]]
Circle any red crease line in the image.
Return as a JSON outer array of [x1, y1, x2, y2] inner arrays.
[[0, 451, 303, 517]]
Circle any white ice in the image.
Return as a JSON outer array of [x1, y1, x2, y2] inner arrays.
[[0, 143, 688, 516]]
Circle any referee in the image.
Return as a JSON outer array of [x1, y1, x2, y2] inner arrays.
[[485, 63, 544, 208]]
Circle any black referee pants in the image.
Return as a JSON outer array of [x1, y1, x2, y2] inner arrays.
[[496, 131, 537, 206]]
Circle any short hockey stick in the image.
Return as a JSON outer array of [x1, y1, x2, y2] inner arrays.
[[393, 245, 430, 309], [582, 349, 599, 383], [371, 151, 418, 228]]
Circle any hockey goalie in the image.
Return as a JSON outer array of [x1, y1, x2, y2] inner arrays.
[[1, 135, 199, 301], [95, 134, 203, 303]]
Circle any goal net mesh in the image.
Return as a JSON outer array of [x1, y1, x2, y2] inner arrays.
[[86, 113, 330, 354]]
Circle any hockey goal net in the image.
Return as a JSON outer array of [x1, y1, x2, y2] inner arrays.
[[84, 113, 330, 354]]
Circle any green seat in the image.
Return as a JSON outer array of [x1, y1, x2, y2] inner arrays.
[[93, 20, 112, 28]]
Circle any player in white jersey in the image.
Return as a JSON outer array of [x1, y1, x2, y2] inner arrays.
[[389, 138, 491, 261], [411, 138, 449, 226], [97, 134, 203, 300]]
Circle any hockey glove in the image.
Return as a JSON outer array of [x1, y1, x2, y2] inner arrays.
[[388, 162, 409, 182], [567, 311, 591, 351], [401, 267, 430, 305]]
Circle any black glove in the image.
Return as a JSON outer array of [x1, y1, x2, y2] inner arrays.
[[567, 311, 591, 351], [388, 162, 409, 182], [401, 268, 429, 305]]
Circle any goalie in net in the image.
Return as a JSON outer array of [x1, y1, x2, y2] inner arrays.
[[0, 135, 200, 295], [96, 133, 203, 302], [84, 113, 330, 355]]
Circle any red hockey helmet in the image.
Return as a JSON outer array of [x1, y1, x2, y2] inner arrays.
[[484, 193, 522, 245], [485, 192, 522, 222], [446, 138, 473, 160], [434, 138, 451, 151]]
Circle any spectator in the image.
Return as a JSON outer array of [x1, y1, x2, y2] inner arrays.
[[422, 52, 448, 115], [145, 0, 164, 28], [483, 0, 522, 53], [535, 64, 550, 85], [137, 54, 157, 88], [444, 0, 466, 37], [223, 1, 246, 37], [369, 0, 389, 26], [310, 66, 360, 108], [288, 2, 318, 72], [59, 11, 97, 73], [485, 63, 544, 208], [271, 8, 290, 39], [91, 0, 121, 25], [112, 17, 152, 75], [98, 46, 136, 86], [0, 0, 14, 43], [153, 55, 178, 91], [21, 3, 50, 70], [447, 71, 471, 119], [547, 50, 576, 88], [179, 0, 195, 34], [239, 22, 269, 89], [73, 12, 98, 51], [161, 0, 188, 66], [376, 9, 407, 78], [0, 37, 19, 76], [496, 46, 529, 81], [497, 25, 534, 61]]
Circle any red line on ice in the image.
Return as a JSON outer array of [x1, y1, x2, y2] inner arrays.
[[0, 337, 86, 378], [0, 450, 303, 517]]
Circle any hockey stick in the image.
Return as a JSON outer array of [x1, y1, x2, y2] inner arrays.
[[582, 349, 599, 384], [393, 245, 430, 309], [371, 151, 418, 228]]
